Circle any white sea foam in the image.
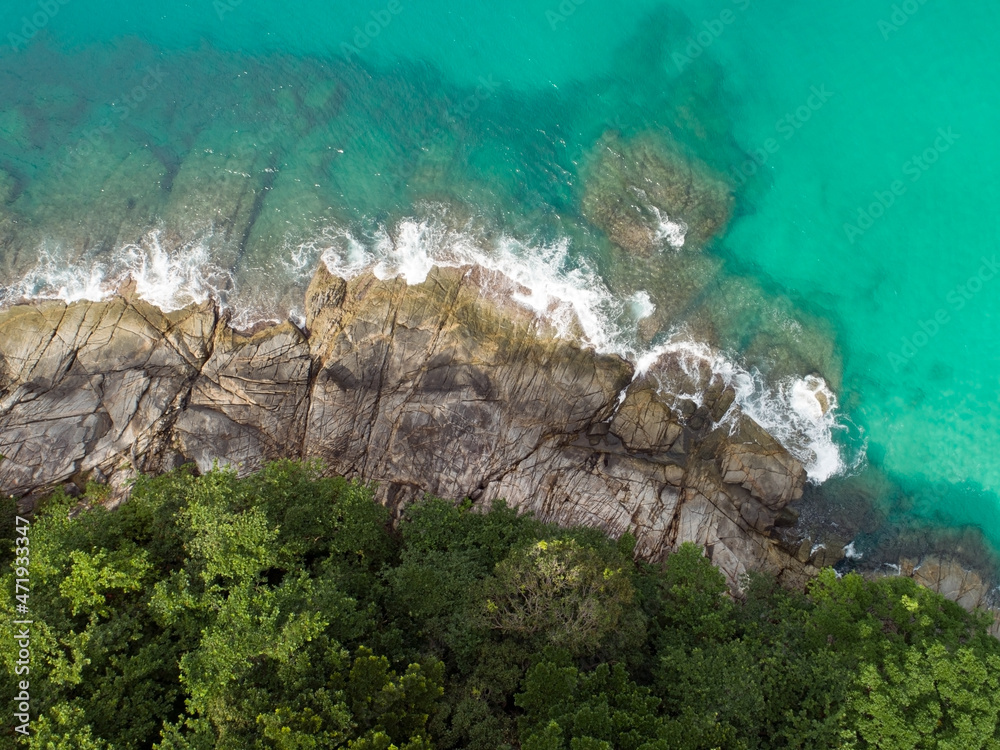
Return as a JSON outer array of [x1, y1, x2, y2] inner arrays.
[[293, 226, 374, 281], [304, 214, 856, 483], [629, 188, 688, 251], [650, 206, 688, 250], [632, 338, 850, 483], [628, 291, 655, 321], [739, 374, 851, 483], [121, 234, 230, 311], [1, 231, 231, 312], [843, 542, 864, 561], [0, 243, 108, 306], [310, 215, 630, 351], [2, 210, 857, 484]]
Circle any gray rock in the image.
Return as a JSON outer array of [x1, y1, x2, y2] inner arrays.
[[0, 265, 819, 591], [173, 322, 312, 474], [0, 295, 215, 496]]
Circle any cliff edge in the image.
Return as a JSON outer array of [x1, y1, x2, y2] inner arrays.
[[1, 264, 992, 616]]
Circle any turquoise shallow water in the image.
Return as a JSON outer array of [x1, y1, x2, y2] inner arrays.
[[1, 1, 998, 563]]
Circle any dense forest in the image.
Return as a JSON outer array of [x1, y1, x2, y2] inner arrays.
[[3, 461, 1000, 749]]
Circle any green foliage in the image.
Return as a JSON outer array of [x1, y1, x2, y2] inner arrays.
[[32, 702, 113, 750], [516, 657, 661, 749], [840, 643, 1000, 749], [655, 542, 733, 647], [59, 545, 153, 617], [481, 539, 635, 656], [4, 462, 1000, 750], [0, 493, 17, 568], [515, 654, 738, 750]]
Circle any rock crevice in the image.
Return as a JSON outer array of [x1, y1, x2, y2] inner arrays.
[[0, 265, 986, 611]]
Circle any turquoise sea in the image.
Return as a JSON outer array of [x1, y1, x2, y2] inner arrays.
[[1, 1, 998, 569]]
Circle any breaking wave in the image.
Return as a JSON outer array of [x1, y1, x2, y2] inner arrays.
[[307, 216, 639, 352], [635, 338, 861, 482], [1, 211, 860, 483], [650, 207, 688, 250], [0, 231, 232, 312]]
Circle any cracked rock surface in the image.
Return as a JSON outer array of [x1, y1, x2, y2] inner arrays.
[[0, 264, 990, 614]]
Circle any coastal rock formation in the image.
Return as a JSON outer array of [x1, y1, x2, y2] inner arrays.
[[0, 264, 816, 589], [0, 293, 216, 496], [172, 322, 313, 474], [0, 264, 993, 623], [900, 556, 995, 613]]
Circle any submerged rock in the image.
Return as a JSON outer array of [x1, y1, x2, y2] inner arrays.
[[159, 128, 272, 273], [688, 276, 844, 390], [578, 132, 735, 345], [581, 131, 733, 256], [0, 169, 17, 205], [1, 143, 170, 286]]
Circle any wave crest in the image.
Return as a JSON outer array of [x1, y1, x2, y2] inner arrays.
[[2, 212, 860, 483]]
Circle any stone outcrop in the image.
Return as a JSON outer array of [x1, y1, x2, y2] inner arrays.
[[0, 264, 995, 626], [901, 557, 995, 613], [0, 264, 818, 589], [890, 557, 1000, 638], [0, 293, 216, 496], [172, 322, 313, 475]]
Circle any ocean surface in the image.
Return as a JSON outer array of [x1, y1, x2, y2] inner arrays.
[[1, 1, 998, 568]]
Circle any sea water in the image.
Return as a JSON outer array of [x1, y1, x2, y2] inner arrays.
[[0, 0, 997, 565]]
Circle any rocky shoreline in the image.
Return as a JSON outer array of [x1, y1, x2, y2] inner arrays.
[[1, 263, 996, 630]]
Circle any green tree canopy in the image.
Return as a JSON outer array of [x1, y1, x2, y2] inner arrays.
[[2, 462, 999, 750]]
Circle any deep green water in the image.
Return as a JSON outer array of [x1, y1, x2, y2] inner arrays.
[[1, 1, 998, 567]]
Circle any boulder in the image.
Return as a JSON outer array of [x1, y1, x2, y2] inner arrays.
[[609, 384, 684, 454], [904, 556, 994, 612], [716, 415, 806, 507]]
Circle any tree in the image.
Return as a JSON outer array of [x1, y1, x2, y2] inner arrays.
[[516, 654, 739, 750], [838, 643, 1000, 749], [6, 462, 1000, 750], [481, 539, 634, 656]]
